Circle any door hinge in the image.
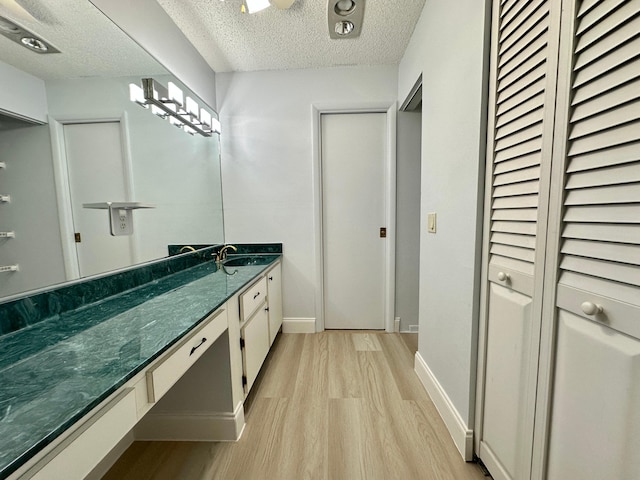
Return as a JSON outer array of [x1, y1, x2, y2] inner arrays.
[[74, 232, 82, 243], [240, 338, 245, 349], [242, 375, 247, 386]]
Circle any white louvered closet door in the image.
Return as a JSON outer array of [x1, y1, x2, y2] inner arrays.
[[477, 1, 561, 479], [545, 1, 640, 478]]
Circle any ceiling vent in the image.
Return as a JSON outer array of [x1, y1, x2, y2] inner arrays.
[[328, 0, 365, 39]]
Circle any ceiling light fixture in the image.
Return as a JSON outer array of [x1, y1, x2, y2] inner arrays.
[[232, 0, 297, 14], [20, 36, 48, 52], [335, 21, 354, 36], [0, 14, 59, 53], [328, 0, 364, 39], [0, 17, 21, 34], [242, 0, 270, 14], [129, 78, 221, 137], [334, 0, 356, 16]]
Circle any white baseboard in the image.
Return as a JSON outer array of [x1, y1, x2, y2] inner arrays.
[[394, 317, 400, 332], [408, 324, 419, 333], [414, 352, 474, 461], [85, 431, 134, 480], [282, 317, 316, 334], [134, 403, 245, 442]]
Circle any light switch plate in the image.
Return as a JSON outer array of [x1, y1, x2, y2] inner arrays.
[[427, 213, 437, 233]]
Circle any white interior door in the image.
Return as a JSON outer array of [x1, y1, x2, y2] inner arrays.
[[64, 122, 133, 277], [321, 112, 386, 330]]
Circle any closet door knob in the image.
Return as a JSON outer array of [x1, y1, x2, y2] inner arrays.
[[497, 272, 510, 282], [581, 301, 603, 316]]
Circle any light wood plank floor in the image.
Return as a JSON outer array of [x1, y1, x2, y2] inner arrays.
[[400, 332, 418, 355], [103, 332, 487, 480]]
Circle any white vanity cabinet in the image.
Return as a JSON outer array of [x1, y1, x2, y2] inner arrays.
[[145, 307, 227, 403], [266, 262, 283, 346], [238, 260, 283, 395], [241, 305, 270, 393], [11, 306, 229, 480], [29, 389, 137, 480]]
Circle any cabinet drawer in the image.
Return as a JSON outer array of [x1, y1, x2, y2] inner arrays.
[[240, 277, 268, 322], [147, 308, 227, 403], [29, 388, 137, 480]]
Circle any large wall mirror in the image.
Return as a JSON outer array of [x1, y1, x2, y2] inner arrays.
[[0, 0, 224, 299]]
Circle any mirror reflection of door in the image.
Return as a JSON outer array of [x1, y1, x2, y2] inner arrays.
[[63, 121, 134, 277]]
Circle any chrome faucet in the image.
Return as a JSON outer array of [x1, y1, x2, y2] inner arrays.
[[215, 244, 237, 266]]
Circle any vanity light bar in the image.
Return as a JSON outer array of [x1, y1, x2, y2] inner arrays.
[[129, 78, 221, 137]]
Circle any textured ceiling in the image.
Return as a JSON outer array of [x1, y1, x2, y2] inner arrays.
[[0, 0, 165, 80], [0, 0, 426, 80], [156, 0, 426, 73]]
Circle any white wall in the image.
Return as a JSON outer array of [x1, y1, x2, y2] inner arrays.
[[0, 121, 66, 297], [216, 66, 398, 322], [398, 0, 490, 426], [0, 60, 47, 124]]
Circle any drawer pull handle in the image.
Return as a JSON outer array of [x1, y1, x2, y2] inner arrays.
[[581, 302, 603, 316], [253, 292, 261, 300], [269, 276, 273, 281], [190, 337, 208, 356]]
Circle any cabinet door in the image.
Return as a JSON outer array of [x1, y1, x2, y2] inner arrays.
[[241, 305, 270, 394], [477, 0, 562, 478], [266, 262, 283, 345], [543, 1, 640, 477]]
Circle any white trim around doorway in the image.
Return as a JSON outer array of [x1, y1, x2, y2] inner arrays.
[[48, 113, 137, 281], [311, 102, 397, 333]]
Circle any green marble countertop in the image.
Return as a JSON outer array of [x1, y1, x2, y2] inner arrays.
[[0, 255, 280, 479]]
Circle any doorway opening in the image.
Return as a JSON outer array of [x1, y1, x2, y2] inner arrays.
[[397, 74, 422, 338]]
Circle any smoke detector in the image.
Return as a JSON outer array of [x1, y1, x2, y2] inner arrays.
[[328, 0, 365, 39]]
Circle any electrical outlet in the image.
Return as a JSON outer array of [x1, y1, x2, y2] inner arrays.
[[109, 207, 133, 236], [427, 213, 437, 233], [120, 213, 128, 231]]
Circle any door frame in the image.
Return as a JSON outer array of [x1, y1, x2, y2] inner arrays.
[[311, 102, 397, 333], [49, 113, 137, 281]]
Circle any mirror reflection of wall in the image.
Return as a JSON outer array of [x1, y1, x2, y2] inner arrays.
[[0, 1, 224, 299]]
